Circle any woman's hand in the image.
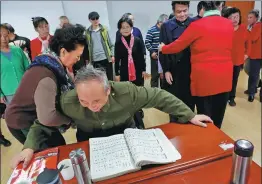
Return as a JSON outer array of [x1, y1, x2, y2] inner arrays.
[[115, 75, 120, 82], [159, 43, 165, 52], [244, 55, 248, 61], [142, 72, 149, 80], [11, 148, 34, 169], [165, 72, 173, 85]]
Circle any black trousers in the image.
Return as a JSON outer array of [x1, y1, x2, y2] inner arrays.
[[8, 126, 65, 149], [151, 58, 162, 88], [229, 65, 241, 100], [195, 92, 229, 129], [8, 127, 26, 144], [248, 59, 262, 95], [93, 59, 113, 80], [131, 80, 145, 129]]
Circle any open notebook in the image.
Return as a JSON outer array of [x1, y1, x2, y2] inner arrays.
[[89, 128, 181, 182]]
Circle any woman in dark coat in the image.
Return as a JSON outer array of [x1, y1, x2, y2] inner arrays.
[[115, 17, 146, 86], [115, 17, 146, 129]]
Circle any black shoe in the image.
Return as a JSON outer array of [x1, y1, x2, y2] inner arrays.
[[248, 95, 255, 102], [245, 90, 257, 95], [228, 99, 236, 106], [0, 137, 11, 147], [139, 110, 144, 119]]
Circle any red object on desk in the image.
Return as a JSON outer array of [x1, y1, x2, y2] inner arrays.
[[58, 123, 235, 184]]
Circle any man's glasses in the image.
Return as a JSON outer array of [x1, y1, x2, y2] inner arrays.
[[91, 17, 99, 21]]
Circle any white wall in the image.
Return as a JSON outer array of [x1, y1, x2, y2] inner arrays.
[[1, 1, 64, 39], [254, 1, 262, 17], [62, 1, 110, 29], [107, 1, 199, 43], [1, 1, 199, 41]]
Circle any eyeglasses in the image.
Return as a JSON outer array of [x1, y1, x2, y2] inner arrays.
[[91, 17, 99, 21]]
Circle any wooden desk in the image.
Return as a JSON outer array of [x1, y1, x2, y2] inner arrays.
[[139, 156, 261, 184], [58, 123, 235, 184]]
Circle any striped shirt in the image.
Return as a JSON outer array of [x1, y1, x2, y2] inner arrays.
[[145, 25, 160, 54]]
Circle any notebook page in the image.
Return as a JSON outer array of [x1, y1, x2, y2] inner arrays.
[[89, 134, 140, 182], [124, 128, 181, 167]]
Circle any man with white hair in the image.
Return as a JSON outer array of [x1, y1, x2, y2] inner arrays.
[[12, 65, 213, 168], [145, 14, 168, 88]]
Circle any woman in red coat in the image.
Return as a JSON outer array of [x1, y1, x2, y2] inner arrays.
[[159, 1, 234, 128], [223, 7, 251, 106], [30, 17, 52, 60]]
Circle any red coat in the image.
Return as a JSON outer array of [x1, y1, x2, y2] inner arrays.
[[249, 22, 261, 59], [232, 24, 251, 66], [30, 35, 52, 61], [162, 16, 234, 97]]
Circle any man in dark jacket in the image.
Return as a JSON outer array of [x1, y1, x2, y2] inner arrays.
[[159, 1, 195, 122], [194, 1, 205, 20]]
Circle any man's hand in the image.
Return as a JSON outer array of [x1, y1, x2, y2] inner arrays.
[[159, 43, 165, 52], [189, 115, 213, 128], [111, 56, 115, 63], [115, 75, 120, 82], [11, 148, 34, 169], [151, 52, 158, 60], [165, 72, 173, 85]]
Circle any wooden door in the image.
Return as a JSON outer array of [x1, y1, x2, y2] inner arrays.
[[225, 1, 255, 25]]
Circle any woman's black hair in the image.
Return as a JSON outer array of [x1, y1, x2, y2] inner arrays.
[[117, 17, 133, 30], [49, 25, 86, 56], [32, 17, 49, 29], [223, 7, 242, 25], [202, 1, 217, 11], [171, 1, 190, 10], [215, 1, 225, 8], [2, 23, 15, 33], [249, 9, 260, 19], [197, 1, 205, 15], [0, 24, 9, 32], [221, 6, 229, 17]]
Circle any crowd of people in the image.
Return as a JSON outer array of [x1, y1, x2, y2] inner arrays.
[[0, 1, 261, 169]]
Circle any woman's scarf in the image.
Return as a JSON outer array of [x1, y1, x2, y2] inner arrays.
[[38, 35, 50, 53], [29, 49, 74, 93], [121, 34, 136, 81]]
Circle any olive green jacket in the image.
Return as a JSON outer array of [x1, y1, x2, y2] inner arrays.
[[86, 24, 114, 63], [24, 82, 195, 151]]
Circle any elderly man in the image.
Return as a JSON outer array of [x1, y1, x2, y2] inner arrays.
[[145, 14, 168, 88], [11, 65, 212, 168]]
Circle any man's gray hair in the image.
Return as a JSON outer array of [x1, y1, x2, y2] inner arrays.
[[75, 64, 110, 91], [157, 14, 168, 23]]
